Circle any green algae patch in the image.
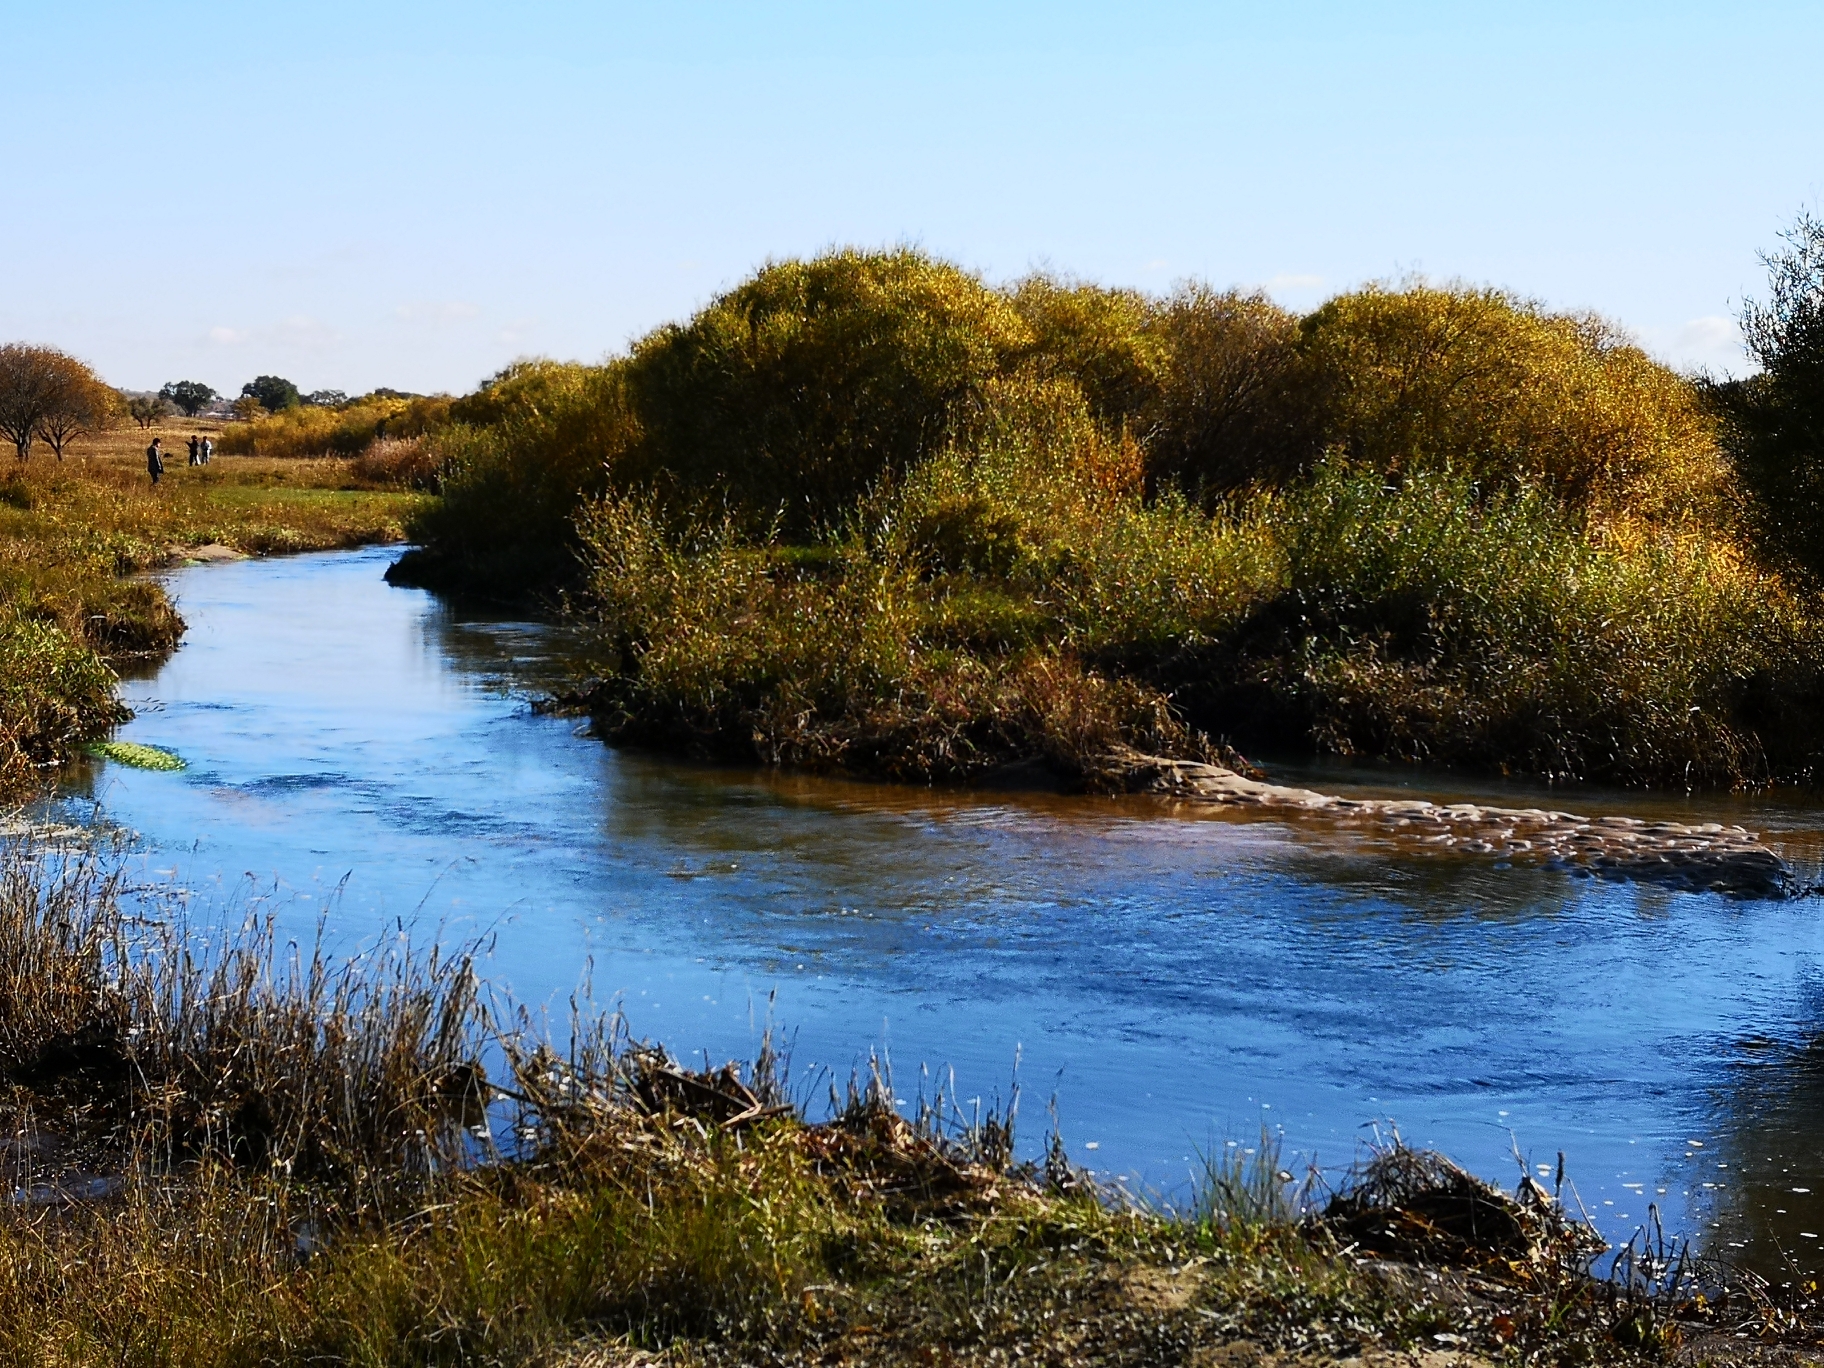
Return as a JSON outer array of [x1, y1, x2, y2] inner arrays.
[[84, 740, 185, 771]]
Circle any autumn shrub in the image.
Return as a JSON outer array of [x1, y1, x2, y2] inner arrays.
[[215, 393, 451, 459], [1010, 274, 1165, 423], [351, 436, 440, 490], [0, 607, 124, 787], [1162, 464, 1823, 784], [615, 249, 1032, 536], [1295, 284, 1729, 515], [397, 250, 1824, 786]]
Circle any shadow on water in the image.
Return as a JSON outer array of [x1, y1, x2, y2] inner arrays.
[[42, 545, 1824, 1264], [1692, 980, 1824, 1285]]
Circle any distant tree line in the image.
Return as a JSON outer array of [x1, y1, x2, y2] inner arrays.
[[0, 350, 406, 458], [132, 376, 407, 426]]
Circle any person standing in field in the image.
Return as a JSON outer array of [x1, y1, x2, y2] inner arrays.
[[146, 437, 164, 485], [187, 434, 200, 466], [201, 435, 213, 464]]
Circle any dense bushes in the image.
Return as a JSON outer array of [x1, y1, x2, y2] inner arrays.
[[1297, 286, 1727, 516], [401, 246, 1824, 786], [217, 393, 451, 460], [1187, 467, 1814, 783]]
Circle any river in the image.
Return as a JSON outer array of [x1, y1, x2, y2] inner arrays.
[[44, 544, 1824, 1281]]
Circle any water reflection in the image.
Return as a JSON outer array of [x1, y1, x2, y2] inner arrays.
[[1696, 993, 1824, 1283], [44, 545, 1824, 1266]]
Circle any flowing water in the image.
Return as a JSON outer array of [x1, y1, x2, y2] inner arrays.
[[45, 544, 1824, 1281]]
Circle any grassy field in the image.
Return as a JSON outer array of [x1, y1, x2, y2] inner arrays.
[[0, 417, 426, 793], [2, 842, 1778, 1368]]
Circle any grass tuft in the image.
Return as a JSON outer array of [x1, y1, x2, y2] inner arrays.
[[81, 739, 184, 770]]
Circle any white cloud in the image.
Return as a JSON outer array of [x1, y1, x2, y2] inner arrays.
[[1642, 314, 1748, 375], [1675, 314, 1739, 354], [202, 316, 341, 357]]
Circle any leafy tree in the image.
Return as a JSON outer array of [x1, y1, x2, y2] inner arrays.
[[35, 357, 115, 458], [240, 375, 300, 412], [304, 389, 349, 408], [0, 344, 92, 459], [126, 393, 171, 429], [230, 395, 266, 422], [1711, 211, 1824, 576], [160, 380, 217, 417]]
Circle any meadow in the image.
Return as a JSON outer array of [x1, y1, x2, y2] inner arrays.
[[0, 416, 425, 793]]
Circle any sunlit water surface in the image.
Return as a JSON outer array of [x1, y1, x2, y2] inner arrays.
[[45, 545, 1824, 1281]]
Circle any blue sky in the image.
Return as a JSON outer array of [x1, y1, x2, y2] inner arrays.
[[3, 1, 1820, 395]]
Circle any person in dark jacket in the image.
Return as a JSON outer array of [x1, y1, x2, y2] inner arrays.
[[147, 438, 164, 485], [187, 434, 200, 466]]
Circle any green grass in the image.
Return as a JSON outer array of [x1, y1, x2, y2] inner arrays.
[[82, 740, 184, 770]]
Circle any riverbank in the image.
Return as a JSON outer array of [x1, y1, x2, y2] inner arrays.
[[0, 839, 1788, 1367], [0, 430, 426, 793]]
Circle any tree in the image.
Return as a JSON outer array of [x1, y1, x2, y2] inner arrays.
[[230, 395, 266, 422], [127, 393, 171, 429], [160, 380, 217, 417], [240, 375, 300, 412], [304, 389, 348, 408], [34, 355, 115, 458], [1710, 210, 1824, 575], [0, 342, 69, 461]]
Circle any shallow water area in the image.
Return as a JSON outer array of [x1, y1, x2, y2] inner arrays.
[[43, 544, 1824, 1282]]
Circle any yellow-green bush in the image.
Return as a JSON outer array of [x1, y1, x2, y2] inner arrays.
[[617, 249, 1033, 534], [401, 250, 1824, 785], [392, 362, 637, 592], [1010, 275, 1165, 423], [1298, 284, 1728, 514], [215, 393, 452, 460]]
